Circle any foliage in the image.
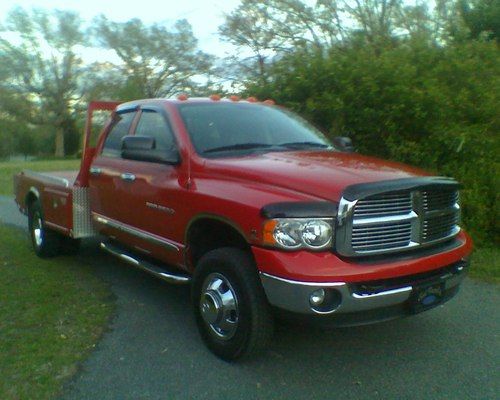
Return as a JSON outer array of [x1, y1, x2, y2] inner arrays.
[[219, 0, 340, 84], [458, 0, 500, 41], [91, 16, 214, 99], [0, 7, 86, 157], [0, 224, 114, 400], [14, 129, 35, 160], [0, 8, 216, 156], [0, 134, 14, 160], [471, 246, 500, 283]]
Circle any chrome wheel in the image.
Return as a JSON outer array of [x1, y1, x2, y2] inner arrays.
[[28, 200, 62, 258], [200, 273, 239, 340], [32, 211, 43, 248]]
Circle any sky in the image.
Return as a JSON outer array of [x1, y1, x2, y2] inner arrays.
[[0, 0, 242, 58]]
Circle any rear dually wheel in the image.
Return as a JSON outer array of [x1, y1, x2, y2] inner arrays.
[[28, 199, 62, 258]]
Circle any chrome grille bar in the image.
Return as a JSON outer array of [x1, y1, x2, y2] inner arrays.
[[355, 192, 412, 218], [422, 190, 459, 211]]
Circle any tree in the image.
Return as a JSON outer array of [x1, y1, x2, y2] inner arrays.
[[0, 68, 38, 159], [219, 0, 435, 85], [92, 16, 214, 99], [340, 0, 403, 46], [0, 118, 15, 159], [16, 129, 35, 160], [0, 7, 86, 157], [219, 1, 284, 85], [219, 0, 342, 84], [458, 0, 500, 41]]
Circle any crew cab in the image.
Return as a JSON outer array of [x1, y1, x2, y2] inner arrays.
[[14, 97, 473, 360]]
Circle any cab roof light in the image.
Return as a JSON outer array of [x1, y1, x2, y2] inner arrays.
[[263, 99, 275, 105], [246, 96, 258, 103], [229, 95, 240, 102], [209, 94, 221, 101], [177, 94, 189, 101]]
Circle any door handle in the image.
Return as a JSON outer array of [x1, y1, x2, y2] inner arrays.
[[120, 173, 136, 182], [90, 167, 102, 176]]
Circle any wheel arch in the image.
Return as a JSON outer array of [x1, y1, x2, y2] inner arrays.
[[185, 214, 252, 270], [25, 187, 40, 211]]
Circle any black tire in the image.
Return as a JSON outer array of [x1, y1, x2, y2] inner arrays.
[[28, 199, 62, 258], [192, 247, 274, 361]]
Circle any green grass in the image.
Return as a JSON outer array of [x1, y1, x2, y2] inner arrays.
[[0, 159, 80, 195], [470, 247, 500, 283], [0, 225, 114, 400]]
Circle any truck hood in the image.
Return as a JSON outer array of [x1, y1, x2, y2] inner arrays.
[[203, 150, 430, 202]]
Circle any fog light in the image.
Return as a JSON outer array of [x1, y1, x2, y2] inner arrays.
[[309, 289, 326, 306], [309, 288, 342, 314]]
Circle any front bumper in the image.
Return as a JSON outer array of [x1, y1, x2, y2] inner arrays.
[[260, 259, 468, 325]]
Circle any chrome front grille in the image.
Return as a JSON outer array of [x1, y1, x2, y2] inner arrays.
[[354, 192, 412, 218], [422, 212, 460, 243], [422, 190, 459, 211], [351, 191, 417, 253], [336, 181, 460, 256], [351, 220, 412, 252]]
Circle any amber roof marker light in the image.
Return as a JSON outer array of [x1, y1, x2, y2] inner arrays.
[[209, 94, 221, 101], [177, 94, 189, 101]]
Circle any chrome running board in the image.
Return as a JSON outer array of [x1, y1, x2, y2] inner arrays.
[[100, 241, 191, 285]]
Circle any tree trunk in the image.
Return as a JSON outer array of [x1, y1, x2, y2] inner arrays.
[[55, 127, 65, 157], [257, 54, 267, 86]]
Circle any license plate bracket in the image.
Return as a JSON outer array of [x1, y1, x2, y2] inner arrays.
[[409, 282, 445, 314]]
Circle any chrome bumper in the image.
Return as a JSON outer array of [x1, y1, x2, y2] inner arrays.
[[260, 263, 467, 316]]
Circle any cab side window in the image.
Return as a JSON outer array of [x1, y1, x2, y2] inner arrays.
[[102, 111, 136, 157], [135, 110, 175, 151]]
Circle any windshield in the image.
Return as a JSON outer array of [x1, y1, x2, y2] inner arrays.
[[177, 103, 332, 157]]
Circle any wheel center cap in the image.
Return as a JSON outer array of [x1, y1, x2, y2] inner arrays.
[[200, 291, 222, 325]]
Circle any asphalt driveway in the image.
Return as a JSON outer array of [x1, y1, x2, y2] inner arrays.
[[1, 195, 499, 400]]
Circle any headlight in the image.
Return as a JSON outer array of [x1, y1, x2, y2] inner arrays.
[[263, 218, 334, 251]]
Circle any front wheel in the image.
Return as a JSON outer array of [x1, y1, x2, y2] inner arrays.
[[192, 247, 274, 361]]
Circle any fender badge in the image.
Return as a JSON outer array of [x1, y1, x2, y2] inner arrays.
[[146, 202, 175, 215]]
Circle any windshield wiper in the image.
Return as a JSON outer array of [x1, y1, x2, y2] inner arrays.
[[279, 141, 331, 149], [203, 143, 275, 154], [203, 141, 330, 154]]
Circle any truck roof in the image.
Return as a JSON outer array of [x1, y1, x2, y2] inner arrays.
[[116, 96, 273, 111]]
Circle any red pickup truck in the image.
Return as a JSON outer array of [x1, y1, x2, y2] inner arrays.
[[14, 97, 472, 360]]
